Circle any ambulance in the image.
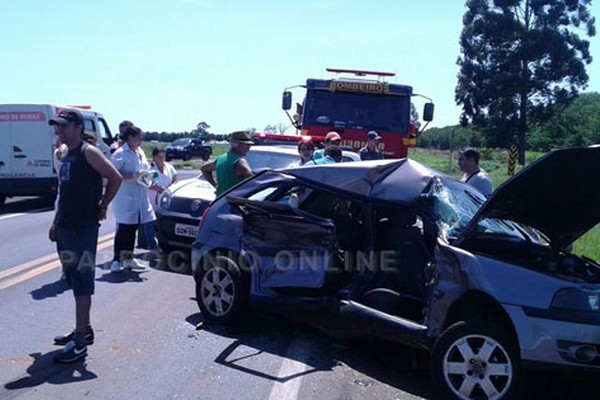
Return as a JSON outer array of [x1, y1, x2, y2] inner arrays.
[[0, 104, 115, 206]]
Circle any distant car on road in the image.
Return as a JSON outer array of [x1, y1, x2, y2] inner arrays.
[[156, 145, 359, 252], [191, 147, 600, 400], [165, 138, 212, 161]]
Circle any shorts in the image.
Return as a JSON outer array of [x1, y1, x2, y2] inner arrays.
[[56, 224, 99, 296]]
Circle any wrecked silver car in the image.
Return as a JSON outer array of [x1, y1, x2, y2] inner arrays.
[[191, 147, 600, 399]]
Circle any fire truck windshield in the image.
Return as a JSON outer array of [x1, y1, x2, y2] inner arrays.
[[303, 91, 410, 133]]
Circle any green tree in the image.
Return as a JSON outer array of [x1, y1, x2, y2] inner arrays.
[[456, 0, 596, 163], [528, 91, 600, 150], [193, 121, 211, 139]]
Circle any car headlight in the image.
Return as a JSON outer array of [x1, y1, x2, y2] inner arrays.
[[159, 191, 172, 210], [551, 288, 600, 311]]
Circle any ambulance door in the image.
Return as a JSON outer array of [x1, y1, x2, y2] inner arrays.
[[9, 105, 55, 180], [0, 109, 12, 179], [95, 117, 113, 157]]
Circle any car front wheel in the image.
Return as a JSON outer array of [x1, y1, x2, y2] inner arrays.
[[431, 320, 520, 400], [196, 254, 248, 323]]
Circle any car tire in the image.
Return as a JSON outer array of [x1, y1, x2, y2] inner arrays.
[[196, 254, 248, 323], [431, 320, 520, 400], [0, 195, 6, 207], [183, 153, 191, 161]]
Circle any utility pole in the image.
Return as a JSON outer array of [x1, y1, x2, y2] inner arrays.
[[448, 128, 455, 174]]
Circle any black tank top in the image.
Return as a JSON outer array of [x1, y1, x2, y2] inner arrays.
[[56, 142, 102, 228]]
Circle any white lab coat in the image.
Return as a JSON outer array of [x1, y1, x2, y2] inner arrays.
[[110, 143, 156, 224]]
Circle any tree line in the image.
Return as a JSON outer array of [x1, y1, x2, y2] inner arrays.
[[419, 91, 600, 151]]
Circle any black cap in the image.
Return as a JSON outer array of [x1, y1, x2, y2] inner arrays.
[[366, 130, 381, 140], [49, 109, 84, 126]]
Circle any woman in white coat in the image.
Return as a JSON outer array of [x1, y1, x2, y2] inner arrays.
[[137, 147, 178, 249], [109, 126, 155, 272]]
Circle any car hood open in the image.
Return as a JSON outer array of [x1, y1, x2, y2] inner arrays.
[[459, 147, 600, 249]]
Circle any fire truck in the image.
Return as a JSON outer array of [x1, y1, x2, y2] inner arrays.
[[281, 68, 434, 158]]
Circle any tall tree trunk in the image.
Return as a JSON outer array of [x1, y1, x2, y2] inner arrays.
[[518, 90, 527, 165], [517, 0, 530, 165]]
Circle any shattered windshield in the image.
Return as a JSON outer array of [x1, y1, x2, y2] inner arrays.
[[430, 177, 533, 242]]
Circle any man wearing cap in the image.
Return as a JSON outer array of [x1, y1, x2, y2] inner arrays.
[[48, 109, 122, 363], [358, 131, 383, 160], [201, 130, 254, 196], [313, 131, 342, 160]]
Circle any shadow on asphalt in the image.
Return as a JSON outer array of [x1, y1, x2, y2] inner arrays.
[[95, 262, 148, 284], [3, 351, 96, 391], [29, 278, 70, 300], [185, 311, 600, 399], [184, 312, 431, 398], [145, 249, 192, 276]]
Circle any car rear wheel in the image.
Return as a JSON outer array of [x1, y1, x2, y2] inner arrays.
[[0, 195, 6, 207], [196, 254, 248, 323], [431, 320, 520, 400]]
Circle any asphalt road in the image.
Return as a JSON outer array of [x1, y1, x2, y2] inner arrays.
[[1, 175, 599, 399]]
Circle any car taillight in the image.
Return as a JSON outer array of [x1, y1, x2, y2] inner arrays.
[[197, 206, 211, 233]]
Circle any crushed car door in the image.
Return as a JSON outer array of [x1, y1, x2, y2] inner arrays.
[[231, 197, 336, 290]]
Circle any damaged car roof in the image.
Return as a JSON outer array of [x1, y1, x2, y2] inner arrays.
[[283, 158, 447, 203]]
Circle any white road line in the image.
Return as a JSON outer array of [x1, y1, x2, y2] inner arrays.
[[268, 336, 313, 400], [0, 207, 53, 221], [0, 233, 115, 291], [0, 212, 27, 221]]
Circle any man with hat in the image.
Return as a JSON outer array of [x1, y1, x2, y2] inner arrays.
[[201, 130, 254, 196], [313, 131, 342, 161], [48, 109, 122, 363], [358, 130, 383, 160]]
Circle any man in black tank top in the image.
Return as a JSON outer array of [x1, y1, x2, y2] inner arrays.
[[48, 109, 122, 363]]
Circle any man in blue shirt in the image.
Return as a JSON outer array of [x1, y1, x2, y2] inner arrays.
[[313, 131, 342, 160], [305, 147, 342, 165]]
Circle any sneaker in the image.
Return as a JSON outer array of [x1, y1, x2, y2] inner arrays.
[[54, 329, 94, 346], [110, 260, 123, 273], [54, 340, 87, 364], [123, 258, 147, 270]]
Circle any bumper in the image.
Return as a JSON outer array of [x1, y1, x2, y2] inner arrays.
[[166, 150, 186, 159], [156, 212, 199, 250], [505, 304, 600, 371], [0, 177, 58, 197]]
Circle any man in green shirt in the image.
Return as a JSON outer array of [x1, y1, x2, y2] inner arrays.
[[201, 131, 254, 196]]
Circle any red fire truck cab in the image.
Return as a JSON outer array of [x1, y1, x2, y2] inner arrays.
[[282, 68, 434, 158]]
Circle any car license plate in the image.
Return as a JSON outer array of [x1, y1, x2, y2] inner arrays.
[[174, 223, 198, 238]]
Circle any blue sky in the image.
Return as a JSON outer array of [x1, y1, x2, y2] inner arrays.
[[0, 0, 598, 135]]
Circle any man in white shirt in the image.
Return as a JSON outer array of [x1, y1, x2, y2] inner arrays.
[[458, 148, 493, 197]]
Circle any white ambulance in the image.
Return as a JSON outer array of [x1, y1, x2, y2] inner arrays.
[[0, 104, 115, 206]]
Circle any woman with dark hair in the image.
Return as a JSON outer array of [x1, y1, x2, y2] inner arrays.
[[137, 147, 178, 249], [148, 147, 178, 207], [109, 126, 155, 272], [290, 139, 315, 167]]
